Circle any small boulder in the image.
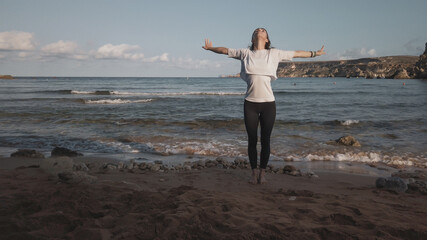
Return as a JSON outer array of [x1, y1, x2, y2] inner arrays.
[[58, 171, 97, 184], [73, 162, 89, 172], [283, 165, 302, 176], [41, 157, 74, 176], [375, 177, 408, 193], [283, 165, 297, 173], [336, 136, 361, 147], [51, 147, 83, 157], [11, 149, 45, 158], [407, 181, 427, 195]]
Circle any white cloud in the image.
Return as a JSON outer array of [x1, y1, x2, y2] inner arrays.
[[0, 31, 36, 51], [94, 43, 145, 60], [144, 53, 170, 62], [169, 57, 221, 69], [41, 40, 89, 60], [42, 40, 78, 54], [336, 48, 377, 60]]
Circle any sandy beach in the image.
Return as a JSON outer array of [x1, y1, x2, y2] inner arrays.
[[1, 155, 426, 240]]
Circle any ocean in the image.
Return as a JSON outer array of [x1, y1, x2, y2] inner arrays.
[[0, 77, 426, 167]]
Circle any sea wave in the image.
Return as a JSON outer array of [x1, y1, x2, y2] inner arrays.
[[340, 120, 360, 126], [322, 120, 361, 126], [71, 90, 244, 96], [84, 98, 154, 104]]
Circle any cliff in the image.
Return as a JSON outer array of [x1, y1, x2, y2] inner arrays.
[[415, 42, 427, 79], [276, 42, 427, 79], [277, 56, 419, 79]]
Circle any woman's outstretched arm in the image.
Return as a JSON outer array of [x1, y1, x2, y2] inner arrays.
[[202, 39, 228, 55], [293, 45, 325, 58]]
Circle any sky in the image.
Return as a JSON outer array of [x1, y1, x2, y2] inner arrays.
[[1, 0, 426, 77]]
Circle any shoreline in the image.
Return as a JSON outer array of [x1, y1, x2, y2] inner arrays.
[[1, 155, 426, 239]]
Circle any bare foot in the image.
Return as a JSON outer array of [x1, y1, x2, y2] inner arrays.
[[258, 169, 267, 184], [248, 169, 258, 184]]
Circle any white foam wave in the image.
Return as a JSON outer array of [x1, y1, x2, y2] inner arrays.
[[283, 152, 425, 167], [71, 90, 94, 94], [340, 120, 360, 126], [84, 99, 153, 104], [72, 90, 243, 96]]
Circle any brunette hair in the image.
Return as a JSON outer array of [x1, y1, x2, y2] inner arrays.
[[250, 28, 271, 50]]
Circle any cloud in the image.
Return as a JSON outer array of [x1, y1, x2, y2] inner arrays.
[[144, 53, 169, 62], [0, 31, 36, 51], [94, 43, 145, 60], [335, 48, 377, 60], [40, 40, 89, 60], [42, 40, 78, 54], [169, 57, 221, 70]]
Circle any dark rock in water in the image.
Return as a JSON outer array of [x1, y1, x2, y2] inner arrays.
[[11, 149, 45, 158], [376, 177, 408, 193], [336, 136, 361, 147], [51, 147, 83, 157]]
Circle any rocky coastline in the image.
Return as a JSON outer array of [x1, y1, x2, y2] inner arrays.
[[278, 42, 427, 79], [0, 75, 13, 79]]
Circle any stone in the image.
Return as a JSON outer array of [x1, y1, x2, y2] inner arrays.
[[306, 170, 319, 178], [407, 181, 427, 195], [289, 170, 302, 176], [336, 136, 361, 147], [51, 147, 83, 157], [11, 149, 45, 158], [138, 162, 147, 170], [117, 162, 124, 169], [73, 162, 89, 171], [375, 177, 408, 193], [206, 161, 216, 168], [283, 165, 297, 173], [103, 163, 117, 170], [154, 160, 163, 165], [41, 157, 74, 176], [150, 164, 161, 172], [58, 171, 97, 184]]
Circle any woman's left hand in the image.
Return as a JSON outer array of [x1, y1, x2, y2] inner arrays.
[[316, 45, 326, 56]]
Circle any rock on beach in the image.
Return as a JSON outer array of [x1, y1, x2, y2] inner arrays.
[[11, 149, 45, 158]]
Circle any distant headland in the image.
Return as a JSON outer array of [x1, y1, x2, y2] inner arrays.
[[0, 75, 14, 79], [222, 42, 427, 79]]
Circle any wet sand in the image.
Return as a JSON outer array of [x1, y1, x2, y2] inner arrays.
[[1, 156, 426, 239]]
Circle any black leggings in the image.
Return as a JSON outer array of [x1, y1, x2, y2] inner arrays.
[[244, 100, 276, 169]]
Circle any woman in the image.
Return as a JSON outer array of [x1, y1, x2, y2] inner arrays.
[[202, 28, 325, 184]]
